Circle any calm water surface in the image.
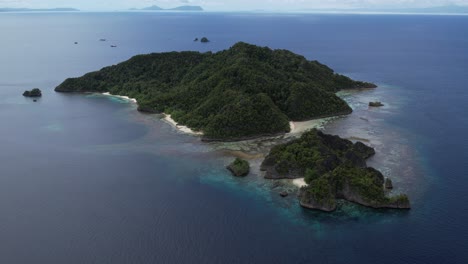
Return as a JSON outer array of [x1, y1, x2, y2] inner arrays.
[[0, 12, 467, 263]]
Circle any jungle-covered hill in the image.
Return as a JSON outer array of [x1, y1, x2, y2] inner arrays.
[[56, 42, 376, 140]]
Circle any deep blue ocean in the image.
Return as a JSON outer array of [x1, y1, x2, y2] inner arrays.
[[0, 12, 467, 263]]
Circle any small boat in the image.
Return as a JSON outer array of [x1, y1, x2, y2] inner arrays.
[[110, 45, 117, 48], [99, 39, 106, 41], [74, 42, 78, 44]]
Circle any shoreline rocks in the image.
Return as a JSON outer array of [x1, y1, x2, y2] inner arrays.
[[385, 178, 394, 189], [369, 101, 384, 107]]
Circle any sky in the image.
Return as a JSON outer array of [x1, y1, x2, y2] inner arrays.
[[1, 0, 468, 11]]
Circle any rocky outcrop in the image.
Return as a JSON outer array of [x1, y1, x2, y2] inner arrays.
[[299, 166, 411, 211], [299, 177, 337, 212], [201, 37, 209, 43], [137, 105, 161, 114], [23, 88, 42, 97], [353, 141, 376, 159], [369, 101, 384, 107], [227, 158, 250, 177], [260, 129, 375, 179], [385, 178, 394, 189], [261, 129, 410, 212]]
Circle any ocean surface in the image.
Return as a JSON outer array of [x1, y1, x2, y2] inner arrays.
[[0, 12, 467, 263]]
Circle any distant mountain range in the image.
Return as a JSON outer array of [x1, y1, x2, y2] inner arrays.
[[130, 5, 203, 11], [0, 8, 79, 12]]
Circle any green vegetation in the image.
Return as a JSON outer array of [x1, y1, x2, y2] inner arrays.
[[301, 165, 410, 211], [261, 129, 410, 211], [23, 88, 42, 97], [305, 176, 336, 208], [262, 129, 375, 179], [55, 42, 375, 140], [227, 158, 250, 177]]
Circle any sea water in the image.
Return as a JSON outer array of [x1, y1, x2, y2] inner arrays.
[[0, 12, 467, 263]]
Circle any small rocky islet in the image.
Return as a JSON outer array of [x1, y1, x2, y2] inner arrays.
[[193, 37, 209, 43], [369, 101, 384, 107], [261, 129, 410, 212], [23, 88, 42, 97], [227, 158, 250, 177]]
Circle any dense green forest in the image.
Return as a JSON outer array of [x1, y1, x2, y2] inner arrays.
[[261, 129, 410, 211], [56, 42, 375, 140]]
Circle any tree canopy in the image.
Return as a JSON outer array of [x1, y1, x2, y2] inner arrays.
[[56, 42, 375, 140]]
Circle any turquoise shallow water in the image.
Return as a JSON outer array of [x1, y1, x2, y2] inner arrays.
[[0, 12, 467, 263]]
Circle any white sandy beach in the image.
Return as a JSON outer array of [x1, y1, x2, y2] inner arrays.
[[101, 92, 202, 136], [163, 114, 203, 136], [288, 119, 325, 135], [102, 92, 138, 103], [292, 178, 308, 188]]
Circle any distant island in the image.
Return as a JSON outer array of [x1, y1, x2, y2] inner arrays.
[[55, 42, 375, 141], [130, 5, 203, 11], [299, 5, 468, 14], [0, 8, 79, 12], [262, 129, 410, 211], [23, 88, 42, 97], [354, 5, 468, 14]]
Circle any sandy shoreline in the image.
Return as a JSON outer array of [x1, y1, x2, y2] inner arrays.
[[162, 114, 203, 136], [101, 92, 325, 139], [292, 178, 308, 188], [102, 92, 138, 104], [101, 92, 201, 136], [288, 119, 326, 135]]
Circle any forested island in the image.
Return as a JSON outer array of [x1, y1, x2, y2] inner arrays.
[[55, 42, 410, 213], [55, 42, 375, 141], [130, 5, 203, 11], [261, 129, 410, 211]]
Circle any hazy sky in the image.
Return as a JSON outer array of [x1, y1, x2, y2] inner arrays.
[[2, 0, 468, 11]]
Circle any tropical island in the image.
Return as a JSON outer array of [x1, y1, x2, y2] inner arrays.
[[55, 42, 375, 141], [55, 42, 410, 212], [130, 5, 203, 11], [261, 129, 410, 211]]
